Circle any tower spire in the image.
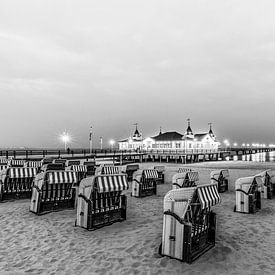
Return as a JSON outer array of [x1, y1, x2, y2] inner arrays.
[[186, 118, 193, 136], [159, 126, 162, 135]]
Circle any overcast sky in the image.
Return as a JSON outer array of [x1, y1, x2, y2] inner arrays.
[[0, 0, 275, 148]]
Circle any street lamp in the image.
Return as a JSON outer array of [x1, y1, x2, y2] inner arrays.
[[233, 142, 238, 147], [60, 132, 70, 151]]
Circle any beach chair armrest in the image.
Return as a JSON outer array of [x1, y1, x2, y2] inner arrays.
[[235, 188, 250, 195], [163, 210, 189, 226], [210, 177, 219, 182], [34, 185, 42, 193], [78, 193, 91, 203], [172, 183, 182, 188], [133, 179, 141, 185]]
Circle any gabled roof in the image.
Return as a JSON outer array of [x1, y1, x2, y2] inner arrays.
[[152, 131, 183, 141], [194, 133, 211, 142]]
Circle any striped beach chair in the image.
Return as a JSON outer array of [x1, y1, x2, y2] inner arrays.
[[30, 170, 78, 215], [8, 159, 25, 167], [172, 171, 199, 189], [160, 183, 220, 263], [67, 160, 80, 166], [53, 159, 67, 168], [41, 158, 54, 165], [24, 161, 43, 173], [95, 165, 120, 175], [210, 169, 229, 193], [132, 169, 158, 197], [0, 167, 38, 201], [234, 176, 262, 214], [76, 174, 129, 230], [0, 159, 8, 165], [0, 165, 8, 171], [178, 167, 192, 173], [67, 165, 88, 183], [254, 170, 275, 199], [153, 166, 165, 184]]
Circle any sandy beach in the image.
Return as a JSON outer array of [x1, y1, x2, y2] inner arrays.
[[0, 161, 274, 275]]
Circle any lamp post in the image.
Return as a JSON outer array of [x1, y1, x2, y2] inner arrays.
[[100, 137, 103, 150], [89, 126, 93, 154], [60, 131, 70, 151]]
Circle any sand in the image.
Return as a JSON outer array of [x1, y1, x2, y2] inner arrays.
[[0, 161, 274, 275]]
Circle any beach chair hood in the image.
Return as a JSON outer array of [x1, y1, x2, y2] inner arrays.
[[197, 183, 221, 209], [235, 176, 263, 192]]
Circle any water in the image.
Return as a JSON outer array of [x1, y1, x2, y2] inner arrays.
[[228, 151, 275, 162]]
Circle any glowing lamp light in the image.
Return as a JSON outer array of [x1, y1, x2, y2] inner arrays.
[[109, 139, 115, 149], [233, 143, 238, 147], [60, 132, 70, 151], [246, 144, 250, 147]]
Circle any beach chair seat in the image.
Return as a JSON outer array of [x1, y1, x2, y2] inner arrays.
[[172, 172, 199, 189], [124, 164, 139, 181], [76, 174, 129, 230], [153, 166, 165, 184], [30, 170, 78, 215], [254, 170, 275, 199], [234, 176, 262, 214], [0, 167, 38, 201], [160, 183, 220, 263], [8, 159, 25, 167], [131, 169, 158, 197], [210, 169, 229, 193]]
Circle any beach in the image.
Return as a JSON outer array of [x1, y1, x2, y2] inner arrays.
[[0, 161, 274, 275]]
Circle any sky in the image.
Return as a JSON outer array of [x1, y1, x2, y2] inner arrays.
[[0, 0, 275, 148]]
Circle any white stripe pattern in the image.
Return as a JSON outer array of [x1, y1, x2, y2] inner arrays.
[[95, 174, 128, 193], [69, 165, 88, 172], [178, 167, 192, 173], [187, 171, 199, 182], [197, 184, 220, 209], [47, 171, 78, 184], [102, 166, 120, 175], [143, 169, 159, 179], [9, 167, 37, 178], [25, 161, 43, 168], [8, 160, 25, 166]]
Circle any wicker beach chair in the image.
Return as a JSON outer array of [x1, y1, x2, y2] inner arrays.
[[0, 159, 8, 165], [131, 169, 158, 197], [95, 165, 120, 175], [178, 167, 192, 173], [30, 170, 78, 215], [8, 159, 25, 167], [153, 166, 165, 184], [234, 176, 262, 214], [210, 169, 229, 193], [172, 171, 199, 189], [159, 183, 220, 263], [254, 170, 275, 199], [76, 174, 129, 230], [53, 159, 67, 168], [24, 161, 43, 173], [0, 167, 38, 201], [67, 165, 88, 184], [67, 160, 81, 166]]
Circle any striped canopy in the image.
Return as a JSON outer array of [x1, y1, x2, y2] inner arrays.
[[69, 165, 87, 172], [47, 171, 78, 184], [178, 167, 192, 173], [95, 174, 129, 193], [9, 167, 37, 178], [25, 161, 43, 168], [102, 166, 120, 175], [197, 183, 220, 209], [8, 160, 25, 166], [143, 169, 159, 179], [187, 171, 199, 182], [0, 159, 8, 164]]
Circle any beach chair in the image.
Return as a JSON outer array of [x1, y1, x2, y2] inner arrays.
[[172, 172, 199, 189], [67, 165, 88, 184], [30, 170, 78, 215], [154, 166, 165, 184], [0, 159, 8, 165], [0, 167, 38, 201], [210, 169, 229, 193], [76, 174, 129, 230], [40, 163, 65, 172], [41, 158, 54, 165], [67, 160, 81, 166], [83, 162, 96, 176], [178, 167, 192, 173], [8, 159, 25, 167], [124, 164, 139, 181], [159, 183, 220, 263], [24, 161, 43, 173], [234, 176, 262, 214], [131, 169, 158, 197], [95, 165, 120, 175], [254, 170, 275, 199]]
